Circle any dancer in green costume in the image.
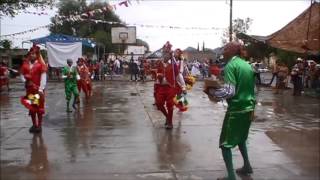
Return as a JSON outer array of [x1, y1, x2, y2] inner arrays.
[[62, 59, 80, 112], [205, 42, 255, 180]]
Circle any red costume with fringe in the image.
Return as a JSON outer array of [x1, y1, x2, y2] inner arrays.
[[77, 62, 92, 98], [0, 64, 9, 90], [155, 59, 180, 127], [154, 42, 188, 128], [20, 45, 47, 129]]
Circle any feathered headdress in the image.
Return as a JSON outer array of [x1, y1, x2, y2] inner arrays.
[[29, 44, 47, 71], [162, 41, 172, 53]]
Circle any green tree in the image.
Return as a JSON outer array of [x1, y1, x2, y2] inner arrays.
[[275, 49, 301, 69], [221, 17, 253, 45], [0, 39, 12, 49], [50, 0, 150, 57], [245, 42, 273, 60], [136, 39, 149, 52], [50, 0, 123, 55], [0, 0, 53, 17]]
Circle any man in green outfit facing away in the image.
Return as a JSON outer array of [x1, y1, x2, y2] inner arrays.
[[62, 59, 80, 112], [205, 42, 256, 180]]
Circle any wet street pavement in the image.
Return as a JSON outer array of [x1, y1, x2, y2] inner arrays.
[[1, 80, 319, 180]]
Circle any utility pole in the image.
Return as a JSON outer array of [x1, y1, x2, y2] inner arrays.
[[229, 0, 233, 42], [0, 16, 2, 41]]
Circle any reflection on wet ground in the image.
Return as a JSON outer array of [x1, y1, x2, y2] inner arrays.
[[1, 81, 319, 179]]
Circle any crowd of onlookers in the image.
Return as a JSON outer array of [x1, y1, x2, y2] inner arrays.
[[187, 60, 210, 79], [267, 57, 320, 95], [48, 55, 154, 82], [290, 58, 320, 96], [47, 56, 218, 82], [1, 55, 320, 97]]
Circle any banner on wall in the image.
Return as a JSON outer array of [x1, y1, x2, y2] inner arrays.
[[47, 42, 82, 67]]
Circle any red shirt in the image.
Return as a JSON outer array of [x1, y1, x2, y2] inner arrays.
[[77, 65, 90, 80], [157, 61, 179, 87], [210, 65, 221, 76], [0, 65, 8, 76], [20, 60, 47, 88]]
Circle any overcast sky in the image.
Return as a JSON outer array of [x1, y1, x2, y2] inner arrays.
[[1, 0, 311, 51]]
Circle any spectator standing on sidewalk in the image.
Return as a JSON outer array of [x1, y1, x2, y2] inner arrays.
[[291, 58, 304, 96], [114, 56, 121, 75], [139, 58, 145, 82], [269, 62, 278, 86], [0, 61, 10, 92], [252, 60, 262, 85], [98, 59, 104, 80], [309, 61, 319, 89], [275, 63, 289, 94], [130, 53, 139, 81]]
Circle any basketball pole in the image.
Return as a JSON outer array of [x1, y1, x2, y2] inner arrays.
[[229, 0, 233, 42]]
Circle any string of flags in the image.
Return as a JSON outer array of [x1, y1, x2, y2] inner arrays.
[[137, 32, 223, 39], [1, 25, 51, 38], [1, 0, 225, 38], [0, 21, 224, 38], [130, 23, 224, 30], [55, 17, 224, 31], [22, 10, 49, 16]]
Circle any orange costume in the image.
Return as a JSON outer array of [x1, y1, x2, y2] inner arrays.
[[77, 59, 92, 98], [20, 45, 47, 133]]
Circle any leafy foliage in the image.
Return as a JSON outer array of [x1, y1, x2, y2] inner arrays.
[[136, 39, 149, 52], [221, 17, 253, 45], [275, 48, 301, 68], [0, 39, 12, 49], [49, 0, 149, 56], [0, 0, 53, 17]]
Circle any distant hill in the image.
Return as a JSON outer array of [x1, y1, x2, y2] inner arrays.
[[183, 47, 198, 52]]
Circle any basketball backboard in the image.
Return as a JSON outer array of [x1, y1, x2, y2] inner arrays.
[[111, 26, 136, 44]]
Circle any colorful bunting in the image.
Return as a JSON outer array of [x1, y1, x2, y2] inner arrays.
[[23, 10, 49, 16], [0, 25, 51, 38], [119, 1, 129, 7]]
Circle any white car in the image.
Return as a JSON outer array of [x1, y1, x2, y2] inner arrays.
[[258, 67, 270, 73]]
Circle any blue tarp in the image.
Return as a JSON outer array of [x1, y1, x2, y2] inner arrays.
[[30, 34, 96, 48]]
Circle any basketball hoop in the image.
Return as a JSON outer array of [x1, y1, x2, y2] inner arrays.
[[111, 27, 136, 44]]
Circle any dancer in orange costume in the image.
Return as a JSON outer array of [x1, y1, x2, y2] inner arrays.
[[77, 58, 92, 99]]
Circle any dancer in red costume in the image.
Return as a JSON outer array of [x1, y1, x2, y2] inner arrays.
[[0, 61, 10, 92], [20, 45, 47, 133], [155, 42, 186, 129], [173, 48, 190, 112], [76, 58, 92, 99]]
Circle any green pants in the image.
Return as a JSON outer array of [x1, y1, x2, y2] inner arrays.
[[219, 111, 253, 148], [65, 83, 79, 101]]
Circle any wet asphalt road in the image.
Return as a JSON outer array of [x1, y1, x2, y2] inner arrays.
[[0, 80, 319, 180]]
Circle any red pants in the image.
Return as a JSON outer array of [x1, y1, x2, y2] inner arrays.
[[21, 88, 45, 128], [155, 85, 177, 126], [0, 78, 8, 90], [78, 79, 92, 98]]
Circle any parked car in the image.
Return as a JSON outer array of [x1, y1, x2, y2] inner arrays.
[[251, 62, 270, 73]]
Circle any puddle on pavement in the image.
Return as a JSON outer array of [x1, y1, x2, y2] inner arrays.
[[130, 92, 138, 96], [266, 128, 320, 176], [259, 101, 273, 106]]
